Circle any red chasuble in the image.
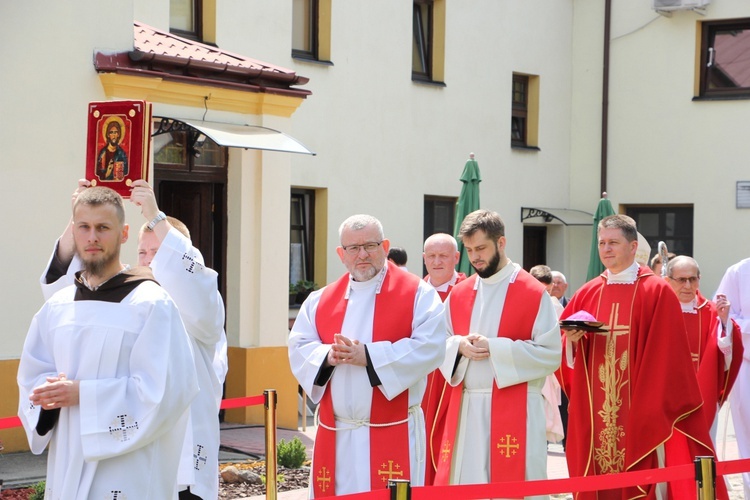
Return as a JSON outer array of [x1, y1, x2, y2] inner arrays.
[[558, 267, 718, 500], [421, 272, 467, 485], [434, 269, 544, 491], [665, 291, 741, 499], [682, 291, 742, 425], [313, 262, 419, 497]]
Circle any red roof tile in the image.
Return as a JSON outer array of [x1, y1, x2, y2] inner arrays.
[[134, 22, 296, 75], [94, 21, 310, 98]]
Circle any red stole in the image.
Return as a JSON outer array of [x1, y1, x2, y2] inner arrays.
[[421, 272, 467, 485], [422, 272, 466, 302], [313, 262, 419, 497], [435, 269, 543, 490]]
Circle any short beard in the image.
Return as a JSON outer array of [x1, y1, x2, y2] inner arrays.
[[82, 258, 107, 278], [473, 247, 501, 279], [351, 265, 380, 282], [79, 249, 119, 280]]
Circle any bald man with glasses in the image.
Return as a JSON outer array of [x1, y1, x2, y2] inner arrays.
[[664, 255, 742, 497], [665, 257, 741, 434], [288, 214, 446, 497]]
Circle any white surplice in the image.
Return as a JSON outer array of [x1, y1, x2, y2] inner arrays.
[[439, 262, 561, 497], [18, 281, 199, 500], [288, 266, 446, 497], [150, 228, 228, 499], [39, 230, 228, 499], [715, 258, 750, 498]]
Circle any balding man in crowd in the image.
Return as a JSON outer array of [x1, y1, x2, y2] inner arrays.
[[420, 233, 466, 484]]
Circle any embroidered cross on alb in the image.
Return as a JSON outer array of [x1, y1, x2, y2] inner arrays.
[[109, 414, 139, 442], [194, 443, 208, 470], [182, 251, 204, 274], [108, 490, 124, 499]]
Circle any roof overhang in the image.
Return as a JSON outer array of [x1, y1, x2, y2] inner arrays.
[[520, 207, 593, 226], [153, 117, 315, 155]]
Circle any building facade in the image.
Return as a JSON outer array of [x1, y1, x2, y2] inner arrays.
[[2, 0, 749, 452]]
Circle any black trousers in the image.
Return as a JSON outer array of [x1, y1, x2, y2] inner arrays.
[[178, 487, 202, 500]]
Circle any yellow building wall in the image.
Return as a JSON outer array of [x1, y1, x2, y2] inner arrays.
[[224, 346, 299, 430], [0, 359, 26, 453]]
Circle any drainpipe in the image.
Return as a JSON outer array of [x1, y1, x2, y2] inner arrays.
[[601, 0, 612, 196]]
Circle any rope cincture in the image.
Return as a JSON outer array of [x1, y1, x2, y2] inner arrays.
[[315, 403, 425, 466]]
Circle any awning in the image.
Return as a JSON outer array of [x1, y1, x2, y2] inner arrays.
[[152, 117, 315, 155], [520, 207, 594, 226]]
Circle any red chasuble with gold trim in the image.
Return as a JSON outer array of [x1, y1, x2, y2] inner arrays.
[[421, 272, 467, 485], [665, 291, 741, 499], [558, 268, 719, 500], [434, 269, 544, 491], [684, 291, 742, 424], [313, 262, 419, 497]]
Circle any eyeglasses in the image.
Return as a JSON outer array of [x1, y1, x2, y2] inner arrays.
[[341, 241, 383, 255], [669, 276, 699, 286]]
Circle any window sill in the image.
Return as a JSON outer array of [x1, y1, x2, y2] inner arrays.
[[292, 55, 334, 67], [692, 94, 750, 102], [411, 78, 447, 88], [511, 144, 541, 152]]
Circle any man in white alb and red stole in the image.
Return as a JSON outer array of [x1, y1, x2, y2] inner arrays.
[[434, 210, 561, 498], [663, 256, 742, 498], [288, 214, 446, 497], [420, 232, 466, 485], [559, 215, 722, 500]]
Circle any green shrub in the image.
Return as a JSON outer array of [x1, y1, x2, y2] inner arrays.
[[277, 436, 306, 468], [29, 480, 45, 500]]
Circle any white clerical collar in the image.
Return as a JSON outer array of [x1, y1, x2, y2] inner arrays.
[[680, 298, 698, 314], [478, 259, 518, 287], [345, 264, 387, 299], [429, 270, 459, 292], [605, 261, 640, 284]]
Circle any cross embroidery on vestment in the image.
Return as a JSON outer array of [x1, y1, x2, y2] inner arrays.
[[496, 433, 520, 458], [194, 443, 208, 470], [592, 302, 630, 474], [377, 460, 404, 483], [108, 414, 139, 442], [316, 466, 332, 492], [440, 440, 452, 462], [182, 252, 204, 274]]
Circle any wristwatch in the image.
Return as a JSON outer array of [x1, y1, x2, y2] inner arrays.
[[147, 211, 167, 230]]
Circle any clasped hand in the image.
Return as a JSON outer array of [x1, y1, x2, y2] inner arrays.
[[30, 372, 80, 410], [327, 333, 366, 367], [459, 333, 490, 361]]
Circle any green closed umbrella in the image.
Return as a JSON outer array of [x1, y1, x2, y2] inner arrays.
[[586, 194, 616, 280], [454, 153, 482, 276]]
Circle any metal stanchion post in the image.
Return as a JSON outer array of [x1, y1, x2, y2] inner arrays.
[[694, 456, 716, 500], [265, 389, 278, 500], [388, 479, 411, 500]]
